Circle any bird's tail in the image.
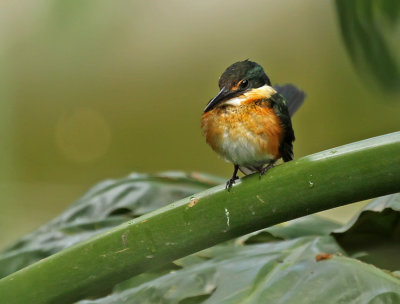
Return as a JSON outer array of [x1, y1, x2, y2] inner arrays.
[[273, 84, 306, 117]]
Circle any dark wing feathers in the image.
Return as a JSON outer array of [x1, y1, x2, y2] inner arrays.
[[269, 92, 295, 162], [273, 84, 306, 117]]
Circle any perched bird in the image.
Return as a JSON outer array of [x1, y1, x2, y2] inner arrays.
[[201, 60, 305, 189]]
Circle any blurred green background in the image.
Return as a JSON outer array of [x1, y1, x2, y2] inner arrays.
[[0, 0, 399, 249]]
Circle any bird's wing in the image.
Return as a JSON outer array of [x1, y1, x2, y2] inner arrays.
[[273, 84, 306, 117], [268, 91, 295, 162], [239, 84, 306, 175]]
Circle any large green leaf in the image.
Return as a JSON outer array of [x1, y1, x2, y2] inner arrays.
[[2, 173, 400, 304], [335, 0, 400, 95], [333, 193, 400, 271], [72, 214, 400, 304], [2, 183, 400, 304], [0, 172, 222, 279], [1, 132, 400, 304], [77, 229, 400, 304]]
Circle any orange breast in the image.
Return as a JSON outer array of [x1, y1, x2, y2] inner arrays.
[[201, 103, 284, 166]]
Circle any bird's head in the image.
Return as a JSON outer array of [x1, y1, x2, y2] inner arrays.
[[204, 60, 273, 113]]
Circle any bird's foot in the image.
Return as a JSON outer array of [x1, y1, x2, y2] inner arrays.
[[225, 176, 239, 190], [259, 161, 275, 177]]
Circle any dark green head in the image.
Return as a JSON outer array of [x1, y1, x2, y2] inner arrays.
[[204, 60, 271, 112]]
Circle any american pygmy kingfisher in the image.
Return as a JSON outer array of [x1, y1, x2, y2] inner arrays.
[[201, 60, 305, 189]]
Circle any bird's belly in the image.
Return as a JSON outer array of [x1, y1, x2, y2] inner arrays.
[[201, 107, 283, 166], [219, 131, 272, 166]]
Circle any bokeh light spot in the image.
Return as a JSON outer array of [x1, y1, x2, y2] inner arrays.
[[55, 108, 111, 164]]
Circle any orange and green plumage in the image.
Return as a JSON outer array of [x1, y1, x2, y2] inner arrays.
[[201, 60, 305, 188]]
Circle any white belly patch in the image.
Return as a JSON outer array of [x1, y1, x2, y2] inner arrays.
[[219, 130, 273, 166]]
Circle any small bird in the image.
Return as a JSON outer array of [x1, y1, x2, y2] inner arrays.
[[201, 60, 305, 189]]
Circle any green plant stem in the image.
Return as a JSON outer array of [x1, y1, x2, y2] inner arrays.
[[1, 132, 400, 304]]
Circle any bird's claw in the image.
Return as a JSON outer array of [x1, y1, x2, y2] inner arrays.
[[225, 176, 238, 190]]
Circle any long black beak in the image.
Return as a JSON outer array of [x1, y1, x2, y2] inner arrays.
[[204, 87, 229, 113]]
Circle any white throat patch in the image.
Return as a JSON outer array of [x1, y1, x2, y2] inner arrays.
[[224, 85, 276, 107]]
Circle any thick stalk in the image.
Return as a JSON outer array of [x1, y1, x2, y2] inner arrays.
[[1, 132, 400, 304]]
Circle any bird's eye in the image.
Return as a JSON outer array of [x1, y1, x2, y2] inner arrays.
[[240, 79, 249, 89]]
